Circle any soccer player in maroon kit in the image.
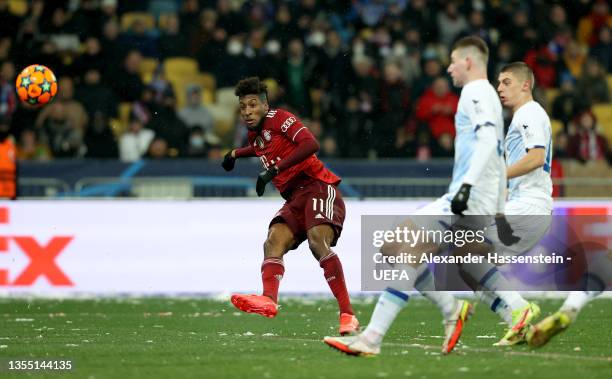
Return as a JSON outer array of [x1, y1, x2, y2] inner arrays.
[[222, 77, 359, 335]]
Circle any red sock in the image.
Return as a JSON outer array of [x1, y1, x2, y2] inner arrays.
[[261, 258, 284, 303], [320, 252, 354, 315]]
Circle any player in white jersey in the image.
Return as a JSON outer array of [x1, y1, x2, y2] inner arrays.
[[412, 63, 548, 349], [469, 62, 554, 345], [323, 36, 506, 356]]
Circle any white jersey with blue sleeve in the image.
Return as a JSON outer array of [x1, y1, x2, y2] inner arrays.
[[505, 100, 553, 211], [448, 79, 505, 215]]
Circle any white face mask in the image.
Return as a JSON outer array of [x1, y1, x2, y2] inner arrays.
[[307, 31, 326, 47], [227, 40, 243, 56], [190, 135, 205, 148], [393, 43, 407, 56], [266, 40, 281, 54], [353, 42, 365, 55]]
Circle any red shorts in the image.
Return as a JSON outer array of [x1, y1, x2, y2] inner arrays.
[[269, 180, 346, 250]]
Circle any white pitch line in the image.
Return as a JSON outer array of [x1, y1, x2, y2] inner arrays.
[[271, 337, 612, 363]]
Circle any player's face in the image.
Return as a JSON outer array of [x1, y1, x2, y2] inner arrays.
[[447, 50, 468, 87], [497, 72, 522, 108], [239, 94, 269, 130]]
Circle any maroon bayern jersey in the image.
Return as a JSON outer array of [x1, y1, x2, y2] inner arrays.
[[247, 109, 340, 193]]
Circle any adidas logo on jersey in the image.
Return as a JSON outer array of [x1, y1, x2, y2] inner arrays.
[[315, 213, 326, 219], [266, 110, 278, 118]]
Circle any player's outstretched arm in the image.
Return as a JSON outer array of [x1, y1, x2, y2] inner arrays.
[[221, 145, 257, 171]]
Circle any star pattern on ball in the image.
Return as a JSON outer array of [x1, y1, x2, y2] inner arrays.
[[21, 77, 31, 87], [35, 65, 45, 72], [41, 81, 51, 92]]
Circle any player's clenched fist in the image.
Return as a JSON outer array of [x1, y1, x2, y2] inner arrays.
[[256, 167, 278, 196], [222, 150, 236, 171]]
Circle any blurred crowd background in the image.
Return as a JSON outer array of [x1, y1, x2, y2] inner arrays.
[[1, 0, 611, 163]]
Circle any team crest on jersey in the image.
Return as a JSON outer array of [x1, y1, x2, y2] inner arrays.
[[263, 130, 272, 141], [255, 136, 265, 148]]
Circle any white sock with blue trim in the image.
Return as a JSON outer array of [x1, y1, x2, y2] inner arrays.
[[362, 287, 409, 346]]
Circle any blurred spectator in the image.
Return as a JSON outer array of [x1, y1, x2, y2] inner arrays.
[[458, 10, 492, 45], [415, 77, 458, 139], [269, 4, 299, 46], [37, 76, 88, 133], [590, 26, 611, 72], [437, 2, 468, 48], [148, 67, 174, 105], [377, 61, 411, 157], [145, 137, 169, 159], [319, 135, 339, 158], [158, 13, 188, 59], [568, 110, 610, 163], [217, 0, 246, 36], [83, 111, 118, 158], [72, 37, 105, 81], [554, 130, 570, 159], [560, 39, 587, 81], [524, 42, 559, 88], [71, 0, 103, 39], [506, 8, 538, 60], [415, 130, 432, 161], [179, 0, 200, 39], [413, 56, 445, 99], [177, 85, 218, 143], [185, 126, 209, 158], [214, 36, 251, 88], [100, 19, 124, 76], [119, 116, 155, 162], [397, 28, 423, 86], [337, 96, 372, 158], [111, 50, 145, 102], [0, 37, 11, 62], [577, 0, 612, 47], [576, 58, 610, 105], [0, 0, 21, 40], [36, 102, 84, 158], [0, 61, 16, 119], [17, 128, 52, 161], [147, 90, 188, 157], [120, 18, 158, 58], [432, 132, 454, 158], [552, 74, 588, 129], [493, 40, 514, 76], [541, 4, 570, 43], [282, 38, 313, 115], [403, 0, 438, 44], [75, 68, 118, 119]]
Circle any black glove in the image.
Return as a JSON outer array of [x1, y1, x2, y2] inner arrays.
[[495, 215, 521, 246], [451, 183, 471, 216], [256, 167, 278, 196], [222, 151, 236, 171]]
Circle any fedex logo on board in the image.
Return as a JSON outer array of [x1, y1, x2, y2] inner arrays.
[[0, 207, 73, 286]]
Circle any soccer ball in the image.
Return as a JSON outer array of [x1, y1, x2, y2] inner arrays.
[[15, 64, 58, 107]]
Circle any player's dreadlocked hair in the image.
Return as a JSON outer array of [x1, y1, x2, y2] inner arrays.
[[235, 77, 268, 103]]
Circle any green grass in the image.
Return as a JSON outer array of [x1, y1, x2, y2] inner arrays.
[[0, 297, 610, 379]]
